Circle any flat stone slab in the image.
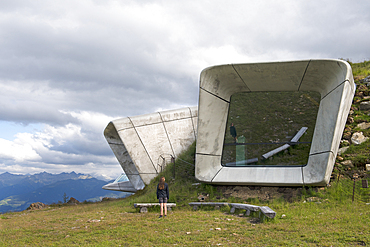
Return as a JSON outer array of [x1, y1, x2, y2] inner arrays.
[[228, 203, 260, 212], [260, 206, 277, 219]]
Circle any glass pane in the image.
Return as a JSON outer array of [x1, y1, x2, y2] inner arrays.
[[113, 173, 128, 183], [222, 91, 320, 166]]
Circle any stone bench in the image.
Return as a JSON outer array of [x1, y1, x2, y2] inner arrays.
[[259, 206, 276, 219], [134, 203, 176, 213], [228, 203, 261, 216], [189, 202, 276, 219]]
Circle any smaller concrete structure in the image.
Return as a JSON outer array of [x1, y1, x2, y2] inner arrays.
[[104, 107, 198, 192]]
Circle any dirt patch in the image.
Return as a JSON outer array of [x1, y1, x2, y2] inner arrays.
[[216, 185, 304, 202]]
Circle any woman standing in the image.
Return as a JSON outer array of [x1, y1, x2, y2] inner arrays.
[[156, 176, 169, 218]]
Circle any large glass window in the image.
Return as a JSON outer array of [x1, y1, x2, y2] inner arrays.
[[222, 91, 320, 167]]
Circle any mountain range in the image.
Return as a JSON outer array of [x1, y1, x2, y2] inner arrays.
[[0, 171, 130, 213]]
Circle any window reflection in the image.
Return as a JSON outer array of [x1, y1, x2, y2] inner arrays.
[[222, 91, 320, 167]]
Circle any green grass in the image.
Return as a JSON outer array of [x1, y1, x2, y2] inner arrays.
[[351, 60, 370, 78], [340, 139, 370, 167], [1, 142, 369, 246], [0, 182, 369, 246], [337, 60, 370, 169], [1, 186, 369, 246]]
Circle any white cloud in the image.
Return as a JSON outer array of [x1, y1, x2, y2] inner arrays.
[[0, 111, 120, 179], [0, 138, 41, 162], [0, 0, 369, 178]]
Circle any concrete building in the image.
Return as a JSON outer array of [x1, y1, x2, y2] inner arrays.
[[196, 59, 355, 186], [103, 107, 198, 192], [103, 59, 355, 191]]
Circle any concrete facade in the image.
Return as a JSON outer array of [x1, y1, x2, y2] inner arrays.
[[103, 107, 198, 191], [196, 59, 355, 186], [103, 59, 355, 191]]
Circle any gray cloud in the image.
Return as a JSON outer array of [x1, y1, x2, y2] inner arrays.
[[0, 0, 369, 178]]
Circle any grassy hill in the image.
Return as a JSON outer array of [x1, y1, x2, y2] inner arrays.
[[0, 60, 369, 246]]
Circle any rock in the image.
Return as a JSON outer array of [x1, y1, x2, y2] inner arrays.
[[306, 197, 318, 202], [87, 219, 101, 223], [343, 132, 352, 141], [197, 194, 208, 202], [336, 156, 344, 161], [356, 91, 364, 97], [358, 84, 369, 91], [67, 197, 80, 204], [346, 117, 354, 124], [337, 147, 349, 156], [357, 122, 370, 130], [341, 139, 350, 145], [27, 202, 47, 210], [366, 164, 370, 171], [360, 76, 370, 86], [351, 132, 369, 145], [341, 160, 354, 167], [359, 101, 370, 111]]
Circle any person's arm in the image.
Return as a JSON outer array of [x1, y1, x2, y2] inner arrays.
[[156, 184, 159, 199], [166, 183, 169, 200]]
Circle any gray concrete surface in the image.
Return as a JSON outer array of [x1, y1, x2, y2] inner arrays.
[[104, 59, 355, 190], [104, 107, 198, 191], [195, 59, 355, 186]]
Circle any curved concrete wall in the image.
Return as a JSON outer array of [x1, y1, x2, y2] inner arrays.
[[195, 59, 355, 186], [104, 107, 198, 191]]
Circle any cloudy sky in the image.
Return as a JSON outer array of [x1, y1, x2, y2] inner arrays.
[[0, 0, 369, 180]]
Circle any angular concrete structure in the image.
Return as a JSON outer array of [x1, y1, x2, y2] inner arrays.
[[196, 59, 355, 186], [104, 107, 198, 191], [104, 59, 355, 191]]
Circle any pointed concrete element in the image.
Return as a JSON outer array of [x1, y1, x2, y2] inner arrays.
[[104, 107, 198, 191], [102, 181, 137, 193]]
